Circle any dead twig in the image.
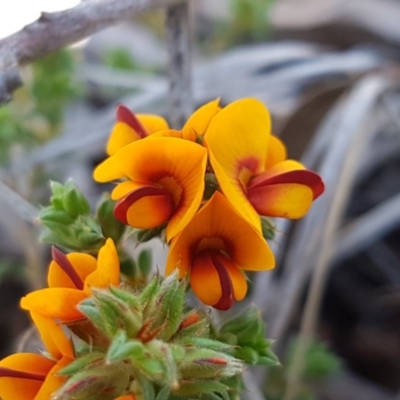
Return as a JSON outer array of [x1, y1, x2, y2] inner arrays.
[[0, 0, 184, 104]]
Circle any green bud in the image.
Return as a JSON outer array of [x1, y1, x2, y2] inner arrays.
[[107, 331, 145, 362], [53, 361, 130, 400], [39, 207, 75, 225], [96, 194, 126, 243], [204, 173, 219, 200], [261, 217, 276, 240], [152, 273, 186, 341], [174, 380, 229, 397], [58, 352, 105, 376], [136, 223, 166, 243], [78, 298, 107, 333], [93, 289, 142, 337], [138, 248, 152, 278], [180, 348, 243, 380], [63, 186, 91, 218]]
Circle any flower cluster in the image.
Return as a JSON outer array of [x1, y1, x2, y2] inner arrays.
[[94, 98, 324, 310], [0, 98, 323, 400]]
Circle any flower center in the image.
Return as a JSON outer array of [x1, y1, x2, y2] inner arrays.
[[157, 176, 183, 207]]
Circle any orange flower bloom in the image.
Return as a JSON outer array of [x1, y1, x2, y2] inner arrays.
[[94, 137, 207, 241], [107, 100, 221, 153], [107, 105, 169, 155], [204, 98, 324, 231], [0, 313, 74, 400], [152, 98, 221, 142], [20, 238, 120, 322], [166, 192, 275, 310]]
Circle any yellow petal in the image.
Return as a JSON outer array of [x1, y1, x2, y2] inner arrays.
[[182, 98, 221, 138], [190, 251, 247, 309], [205, 98, 272, 231], [190, 251, 222, 307], [248, 182, 314, 219], [31, 313, 74, 360], [0, 353, 54, 400], [21, 288, 87, 322], [93, 155, 126, 182], [166, 191, 275, 278], [106, 122, 142, 156], [84, 238, 120, 293], [250, 163, 325, 200], [35, 356, 72, 400], [137, 114, 169, 134], [265, 135, 287, 169], [114, 185, 174, 229], [48, 253, 97, 289], [111, 181, 144, 200], [107, 106, 169, 155]]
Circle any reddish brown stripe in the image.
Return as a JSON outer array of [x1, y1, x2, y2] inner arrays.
[[248, 170, 324, 199], [114, 186, 171, 224], [116, 104, 148, 138], [52, 246, 84, 290], [0, 366, 45, 381], [210, 253, 234, 310]]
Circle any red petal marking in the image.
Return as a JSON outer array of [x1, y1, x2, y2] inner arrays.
[[52, 247, 84, 290], [237, 156, 260, 187], [114, 186, 172, 224], [116, 104, 148, 138], [0, 367, 45, 381], [248, 169, 324, 199], [210, 252, 234, 311]]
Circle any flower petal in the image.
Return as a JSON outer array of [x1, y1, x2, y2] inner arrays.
[[21, 288, 87, 322], [48, 252, 97, 289], [106, 122, 142, 156], [114, 185, 174, 229], [111, 181, 144, 200], [265, 135, 287, 169], [0, 354, 53, 400], [35, 355, 72, 400], [93, 155, 126, 182], [182, 98, 221, 138], [248, 182, 314, 219], [205, 98, 272, 230], [31, 313, 74, 360], [166, 191, 275, 278], [190, 251, 223, 307], [249, 166, 325, 200], [84, 238, 120, 293]]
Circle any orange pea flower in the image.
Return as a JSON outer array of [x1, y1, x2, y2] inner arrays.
[[94, 137, 208, 241], [152, 98, 221, 141], [166, 191, 275, 310], [0, 313, 74, 400], [204, 98, 324, 231], [20, 238, 120, 322], [107, 105, 169, 155], [107, 100, 221, 153]]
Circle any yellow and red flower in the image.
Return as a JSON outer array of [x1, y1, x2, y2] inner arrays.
[[94, 137, 208, 241], [20, 238, 120, 322], [107, 105, 169, 155], [204, 98, 324, 231], [0, 313, 74, 400], [166, 191, 275, 310]]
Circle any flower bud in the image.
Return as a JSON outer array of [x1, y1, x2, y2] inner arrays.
[[54, 361, 131, 400], [96, 194, 126, 243]]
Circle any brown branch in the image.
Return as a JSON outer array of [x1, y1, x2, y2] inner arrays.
[[166, 1, 193, 128], [0, 0, 184, 104]]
